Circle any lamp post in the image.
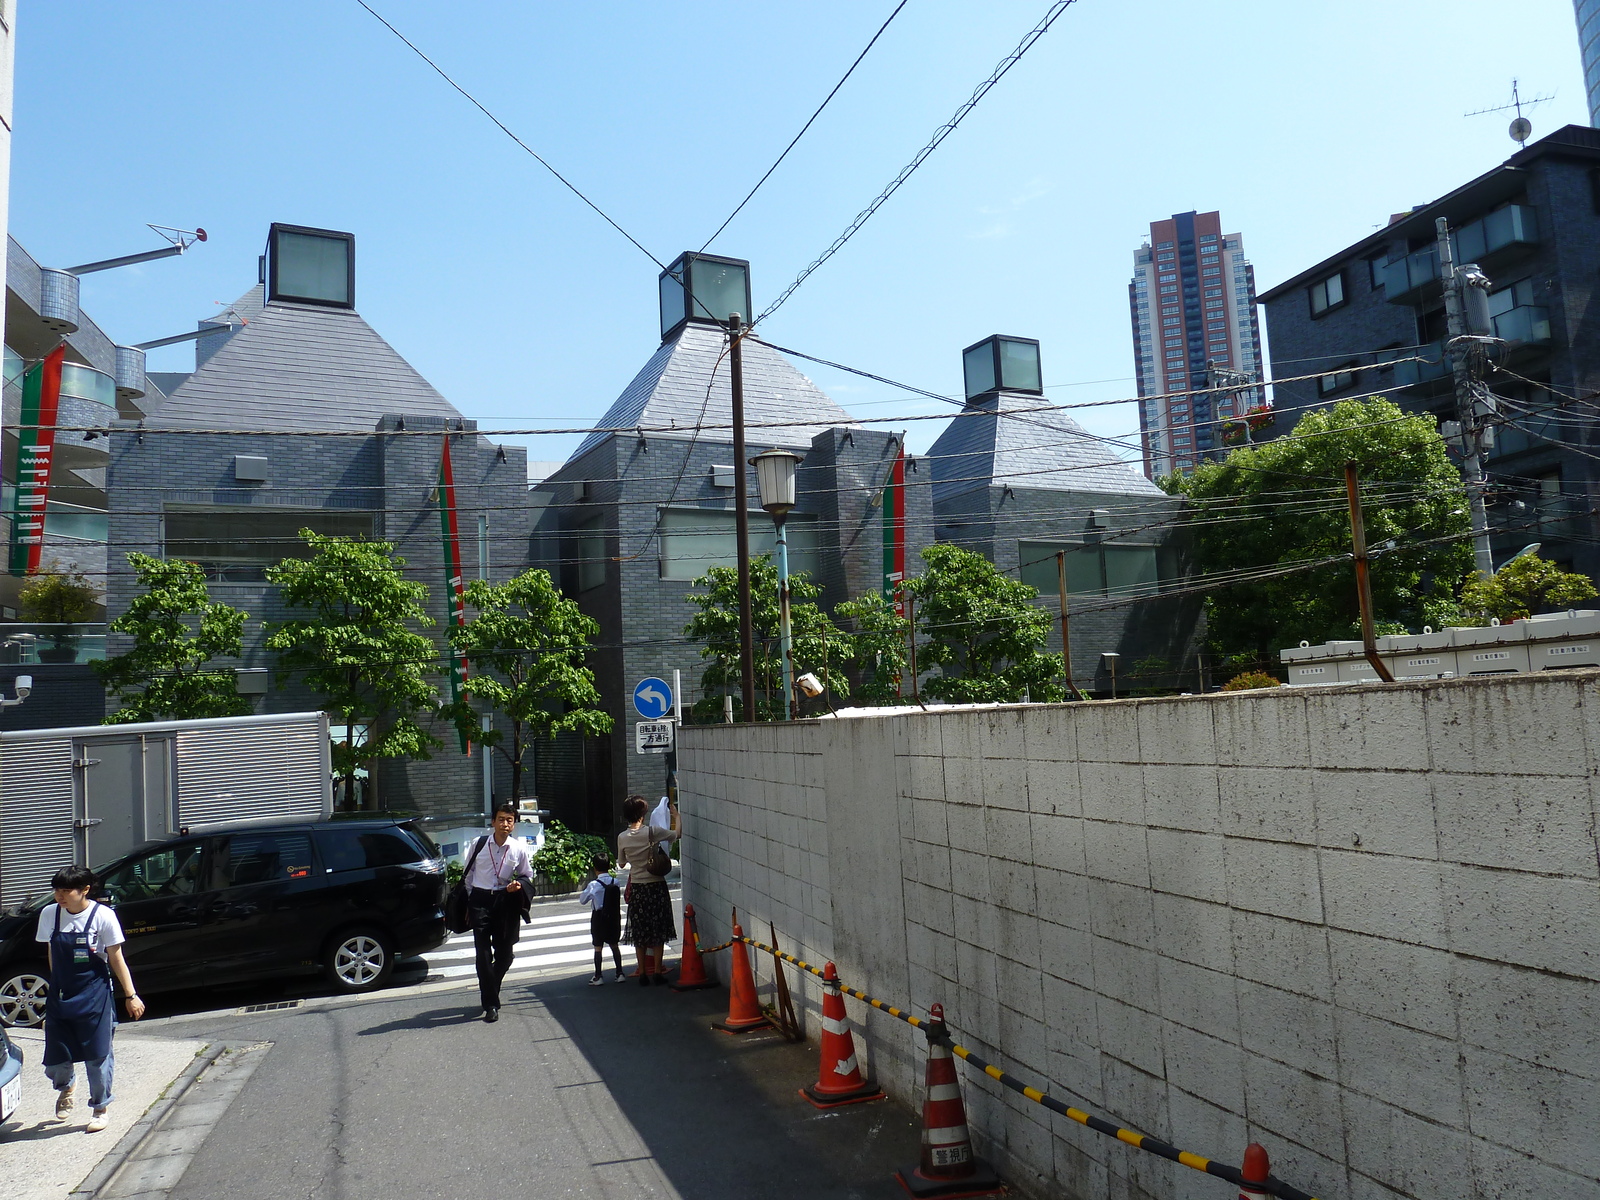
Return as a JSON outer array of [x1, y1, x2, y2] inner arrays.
[[752, 447, 803, 720], [1101, 652, 1120, 701]]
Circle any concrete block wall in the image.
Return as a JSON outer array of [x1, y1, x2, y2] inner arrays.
[[677, 671, 1600, 1200]]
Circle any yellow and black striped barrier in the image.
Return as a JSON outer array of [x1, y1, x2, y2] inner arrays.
[[713, 930, 1318, 1200]]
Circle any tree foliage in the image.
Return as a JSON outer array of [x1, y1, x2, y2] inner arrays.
[[94, 553, 251, 723], [834, 590, 912, 706], [443, 569, 613, 800], [1459, 552, 1598, 624], [1162, 397, 1471, 667], [684, 556, 848, 722], [19, 561, 100, 623], [903, 543, 1063, 704], [264, 531, 440, 809]]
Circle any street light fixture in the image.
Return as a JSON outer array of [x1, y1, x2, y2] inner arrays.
[[752, 447, 803, 720]]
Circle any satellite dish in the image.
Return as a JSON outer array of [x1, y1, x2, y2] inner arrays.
[[1509, 116, 1533, 144]]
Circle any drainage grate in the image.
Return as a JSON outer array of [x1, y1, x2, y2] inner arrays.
[[238, 1000, 303, 1014]]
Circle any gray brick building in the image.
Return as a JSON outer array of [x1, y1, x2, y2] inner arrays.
[[1258, 124, 1600, 582], [928, 335, 1202, 694], [104, 223, 530, 814], [531, 252, 933, 830]]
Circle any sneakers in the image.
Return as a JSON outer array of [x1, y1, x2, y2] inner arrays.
[[588, 974, 605, 987], [54, 1087, 75, 1120], [86, 1109, 109, 1134], [613, 970, 627, 983]]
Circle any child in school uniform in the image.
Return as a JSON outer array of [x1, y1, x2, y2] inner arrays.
[[578, 854, 625, 985]]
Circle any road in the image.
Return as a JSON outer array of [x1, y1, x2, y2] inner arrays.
[[103, 895, 926, 1199]]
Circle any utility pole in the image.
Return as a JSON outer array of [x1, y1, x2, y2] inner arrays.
[[1207, 362, 1258, 447], [728, 313, 756, 722], [1436, 217, 1496, 575], [1344, 461, 1396, 683], [904, 588, 921, 706], [1055, 551, 1077, 699]]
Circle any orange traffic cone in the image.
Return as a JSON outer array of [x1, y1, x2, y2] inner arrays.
[[671, 904, 717, 991], [895, 1004, 1004, 1198], [1238, 1143, 1271, 1200], [711, 917, 772, 1034], [801, 962, 884, 1108]]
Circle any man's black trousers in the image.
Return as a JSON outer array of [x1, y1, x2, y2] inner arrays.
[[469, 888, 520, 1010]]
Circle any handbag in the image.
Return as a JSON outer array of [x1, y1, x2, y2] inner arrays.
[[646, 837, 672, 878], [444, 837, 487, 934]]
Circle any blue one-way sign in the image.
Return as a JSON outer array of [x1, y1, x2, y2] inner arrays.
[[632, 677, 673, 720]]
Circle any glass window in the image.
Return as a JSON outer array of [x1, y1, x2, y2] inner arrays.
[[314, 826, 425, 873], [273, 231, 351, 306], [963, 343, 996, 396], [576, 516, 606, 591], [1105, 546, 1159, 595], [1162, 316, 1181, 326], [997, 338, 1042, 392], [1018, 543, 1102, 596], [214, 831, 315, 888], [658, 508, 818, 582], [100, 842, 206, 903], [1160, 285, 1177, 294], [164, 508, 378, 582], [688, 259, 748, 325], [658, 269, 687, 338], [1309, 272, 1345, 315], [1157, 241, 1174, 249]]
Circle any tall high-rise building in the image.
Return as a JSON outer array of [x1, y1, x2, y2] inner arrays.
[[1127, 211, 1264, 477], [1577, 0, 1600, 126]]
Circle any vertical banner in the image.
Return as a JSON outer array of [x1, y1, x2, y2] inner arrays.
[[881, 442, 906, 610], [7, 346, 66, 577], [437, 436, 471, 753]]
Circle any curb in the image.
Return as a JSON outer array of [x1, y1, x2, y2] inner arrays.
[[66, 1042, 224, 1200]]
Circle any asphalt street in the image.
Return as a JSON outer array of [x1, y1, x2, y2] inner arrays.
[[134, 964, 923, 1200]]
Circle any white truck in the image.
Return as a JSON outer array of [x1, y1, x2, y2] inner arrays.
[[0, 711, 333, 908]]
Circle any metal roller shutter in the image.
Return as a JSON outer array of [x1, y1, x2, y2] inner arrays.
[[175, 718, 328, 827], [0, 739, 75, 906]]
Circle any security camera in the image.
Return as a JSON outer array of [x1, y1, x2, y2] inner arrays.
[[12, 675, 30, 699]]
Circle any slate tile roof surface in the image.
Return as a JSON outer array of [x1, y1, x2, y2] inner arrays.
[[929, 392, 1161, 503], [142, 286, 461, 430], [572, 322, 858, 458]]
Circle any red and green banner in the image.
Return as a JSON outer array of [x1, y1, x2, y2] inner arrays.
[[437, 436, 470, 753], [882, 441, 906, 611], [8, 346, 66, 577]]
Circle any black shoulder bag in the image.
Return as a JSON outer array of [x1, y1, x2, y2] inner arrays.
[[444, 837, 487, 934]]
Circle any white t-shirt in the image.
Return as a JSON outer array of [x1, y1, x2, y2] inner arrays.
[[35, 902, 126, 964], [578, 874, 620, 909]]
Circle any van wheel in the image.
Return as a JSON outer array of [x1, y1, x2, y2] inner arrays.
[[0, 969, 49, 1028], [323, 928, 394, 993]]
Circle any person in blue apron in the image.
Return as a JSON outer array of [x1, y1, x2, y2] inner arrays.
[[34, 865, 145, 1133]]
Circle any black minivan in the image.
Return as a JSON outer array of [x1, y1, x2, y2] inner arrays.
[[0, 817, 448, 1027]]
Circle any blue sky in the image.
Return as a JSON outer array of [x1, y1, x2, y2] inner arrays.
[[11, 1, 1589, 466]]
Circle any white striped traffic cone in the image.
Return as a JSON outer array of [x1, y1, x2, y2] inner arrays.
[[895, 1003, 1004, 1198], [800, 962, 884, 1108]]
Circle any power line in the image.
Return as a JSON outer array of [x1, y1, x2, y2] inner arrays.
[[751, 0, 1077, 328], [352, 0, 665, 270], [698, 0, 909, 253]]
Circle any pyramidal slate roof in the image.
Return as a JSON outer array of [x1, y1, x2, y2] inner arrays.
[[929, 391, 1161, 503], [571, 322, 857, 458], [141, 286, 461, 430]]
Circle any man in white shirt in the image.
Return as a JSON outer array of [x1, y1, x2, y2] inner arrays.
[[464, 800, 534, 1022]]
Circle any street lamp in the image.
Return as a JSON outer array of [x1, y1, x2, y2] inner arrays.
[[1100, 652, 1120, 701], [752, 447, 803, 720]]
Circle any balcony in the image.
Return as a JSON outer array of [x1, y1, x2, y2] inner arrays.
[[1492, 304, 1552, 347], [55, 363, 117, 470], [1381, 248, 1440, 304], [0, 622, 107, 665], [1390, 341, 1452, 394], [1454, 204, 1539, 268]]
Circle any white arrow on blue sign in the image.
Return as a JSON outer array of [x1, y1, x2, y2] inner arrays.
[[632, 677, 673, 720]]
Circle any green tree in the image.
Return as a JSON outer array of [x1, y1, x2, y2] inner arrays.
[[443, 569, 613, 800], [94, 553, 251, 723], [1459, 552, 1598, 624], [835, 590, 912, 706], [19, 560, 100, 659], [904, 543, 1063, 704], [264, 531, 440, 810], [684, 556, 848, 721], [1162, 397, 1471, 668]]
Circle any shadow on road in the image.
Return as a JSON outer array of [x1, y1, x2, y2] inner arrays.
[[519, 971, 924, 1198]]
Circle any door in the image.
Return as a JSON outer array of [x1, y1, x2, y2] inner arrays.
[[97, 839, 211, 993], [190, 829, 322, 982], [76, 738, 143, 869]]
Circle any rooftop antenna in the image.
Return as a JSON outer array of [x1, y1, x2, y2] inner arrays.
[[1464, 79, 1554, 147]]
